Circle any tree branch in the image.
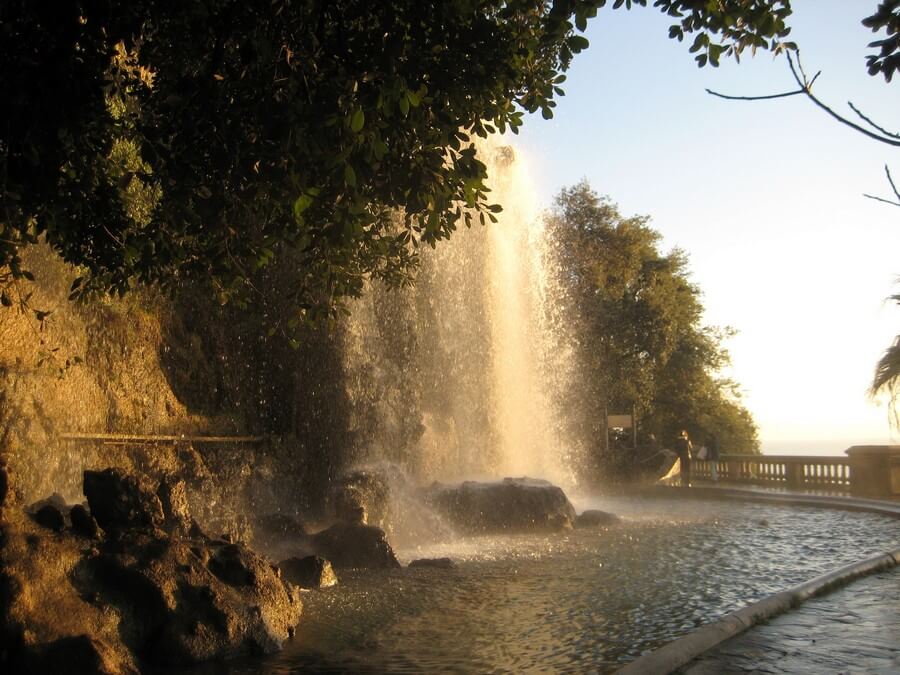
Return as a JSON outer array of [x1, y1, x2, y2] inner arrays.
[[785, 51, 900, 147], [707, 50, 900, 147], [848, 102, 900, 139], [705, 88, 803, 101], [863, 165, 900, 207]]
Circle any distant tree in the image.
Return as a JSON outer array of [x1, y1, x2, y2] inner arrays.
[[545, 181, 759, 462], [0, 1, 794, 328]]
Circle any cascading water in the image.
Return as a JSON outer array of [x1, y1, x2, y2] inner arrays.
[[344, 136, 579, 487]]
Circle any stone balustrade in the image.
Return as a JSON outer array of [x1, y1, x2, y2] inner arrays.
[[691, 446, 900, 499]]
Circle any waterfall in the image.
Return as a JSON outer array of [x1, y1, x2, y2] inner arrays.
[[344, 135, 579, 487]]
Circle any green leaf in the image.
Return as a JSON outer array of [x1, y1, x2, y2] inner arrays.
[[350, 108, 365, 132], [567, 35, 590, 52], [293, 194, 314, 219], [344, 164, 357, 187], [399, 95, 410, 116]]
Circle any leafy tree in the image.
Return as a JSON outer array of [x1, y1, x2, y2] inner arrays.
[[0, 1, 794, 326], [545, 181, 758, 465]]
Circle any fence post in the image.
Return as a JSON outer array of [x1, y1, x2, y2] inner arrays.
[[846, 446, 900, 498], [786, 462, 803, 490]]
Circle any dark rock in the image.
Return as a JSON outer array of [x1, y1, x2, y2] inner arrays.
[[408, 557, 456, 569], [331, 486, 368, 524], [574, 510, 621, 528], [0, 508, 142, 673], [331, 467, 393, 527], [31, 504, 65, 532], [255, 513, 308, 538], [156, 476, 192, 535], [423, 477, 577, 533], [310, 522, 400, 569], [188, 518, 206, 539], [26, 493, 71, 523], [207, 543, 256, 587], [278, 555, 338, 588], [69, 504, 99, 538], [251, 513, 308, 555], [2, 468, 304, 671], [83, 468, 165, 536]]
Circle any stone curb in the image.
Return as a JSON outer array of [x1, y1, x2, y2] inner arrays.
[[616, 547, 900, 675], [643, 484, 900, 520]]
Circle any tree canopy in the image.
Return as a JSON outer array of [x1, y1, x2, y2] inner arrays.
[[1, 1, 795, 324], [545, 181, 759, 455]]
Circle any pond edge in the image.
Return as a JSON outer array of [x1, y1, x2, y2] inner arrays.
[[617, 490, 900, 674]]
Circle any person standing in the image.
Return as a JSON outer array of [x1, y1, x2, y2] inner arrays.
[[674, 430, 693, 487], [707, 434, 720, 482]]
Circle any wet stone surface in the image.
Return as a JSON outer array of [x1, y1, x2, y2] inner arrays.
[[683, 567, 900, 674]]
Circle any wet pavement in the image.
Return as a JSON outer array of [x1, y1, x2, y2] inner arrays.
[[682, 567, 900, 674]]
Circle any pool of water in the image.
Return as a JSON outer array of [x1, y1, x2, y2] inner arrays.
[[199, 495, 900, 674]]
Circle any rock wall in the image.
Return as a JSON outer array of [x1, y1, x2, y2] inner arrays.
[[0, 244, 357, 530], [0, 467, 302, 674]]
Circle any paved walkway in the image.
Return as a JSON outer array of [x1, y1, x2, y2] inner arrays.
[[682, 567, 900, 674]]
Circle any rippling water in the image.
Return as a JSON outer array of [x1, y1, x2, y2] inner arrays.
[[194, 496, 900, 674]]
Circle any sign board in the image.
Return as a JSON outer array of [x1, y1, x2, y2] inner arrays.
[[607, 414, 633, 429]]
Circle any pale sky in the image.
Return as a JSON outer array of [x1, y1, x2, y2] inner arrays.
[[515, 1, 900, 452]]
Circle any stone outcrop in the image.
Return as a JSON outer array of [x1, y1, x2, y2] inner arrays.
[[310, 522, 401, 569], [278, 555, 338, 588], [408, 557, 456, 569], [423, 477, 577, 533], [0, 468, 302, 673], [330, 466, 393, 527], [69, 504, 99, 538], [30, 503, 65, 532], [83, 468, 166, 536], [575, 509, 621, 528]]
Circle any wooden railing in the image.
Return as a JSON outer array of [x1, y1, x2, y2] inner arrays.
[[692, 454, 852, 492]]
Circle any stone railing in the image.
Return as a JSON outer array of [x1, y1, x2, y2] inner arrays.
[[693, 454, 850, 492], [691, 446, 900, 499]]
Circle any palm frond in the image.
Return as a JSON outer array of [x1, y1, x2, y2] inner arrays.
[[871, 336, 900, 395]]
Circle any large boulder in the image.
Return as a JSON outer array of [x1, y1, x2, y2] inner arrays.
[[82, 534, 302, 664], [1, 467, 302, 672], [330, 466, 393, 527], [310, 522, 400, 569], [575, 509, 621, 528], [278, 555, 338, 589], [83, 468, 165, 536], [69, 504, 99, 539], [408, 557, 456, 569], [30, 503, 65, 532], [423, 477, 577, 533]]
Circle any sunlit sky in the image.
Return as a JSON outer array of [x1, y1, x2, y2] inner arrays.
[[514, 1, 900, 453]]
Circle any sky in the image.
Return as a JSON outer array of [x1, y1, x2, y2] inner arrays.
[[513, 1, 900, 454]]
